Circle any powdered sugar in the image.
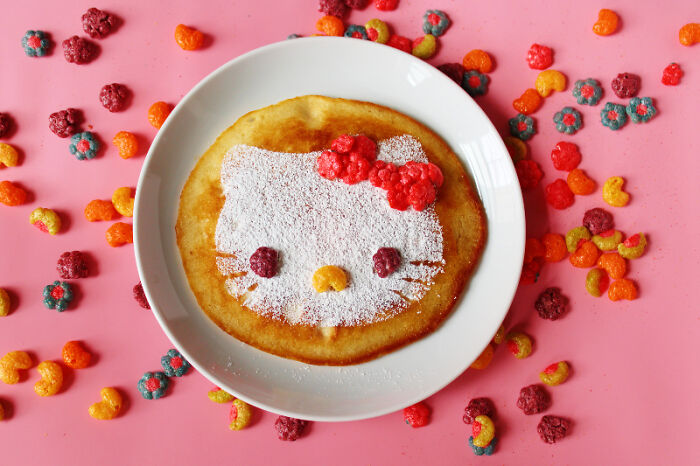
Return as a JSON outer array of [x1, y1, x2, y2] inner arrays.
[[214, 135, 444, 327]]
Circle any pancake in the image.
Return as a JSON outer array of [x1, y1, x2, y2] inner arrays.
[[176, 95, 486, 365]]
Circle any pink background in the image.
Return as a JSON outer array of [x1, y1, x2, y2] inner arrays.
[[0, 0, 698, 464]]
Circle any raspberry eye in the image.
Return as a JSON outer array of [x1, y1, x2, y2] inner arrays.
[[373, 247, 401, 278]]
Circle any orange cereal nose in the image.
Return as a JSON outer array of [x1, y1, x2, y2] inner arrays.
[[174, 24, 204, 51], [105, 222, 133, 247], [148, 101, 172, 129]]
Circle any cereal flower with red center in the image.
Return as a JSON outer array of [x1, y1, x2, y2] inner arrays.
[[508, 114, 536, 140], [137, 371, 169, 400], [553, 107, 582, 134], [344, 25, 369, 40], [462, 70, 489, 97], [69, 131, 99, 160], [469, 435, 497, 456], [625, 97, 656, 123], [422, 10, 450, 36], [21, 30, 51, 57], [42, 280, 73, 312], [160, 349, 191, 377], [572, 78, 602, 105], [600, 102, 628, 130]]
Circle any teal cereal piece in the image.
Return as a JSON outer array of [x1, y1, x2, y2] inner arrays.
[[626, 97, 656, 123], [22, 30, 51, 57], [553, 107, 582, 134], [344, 25, 368, 40], [69, 131, 100, 160], [509, 113, 536, 141], [137, 371, 169, 400], [42, 280, 73, 312], [462, 70, 489, 97], [600, 102, 628, 130], [573, 78, 603, 105], [423, 10, 450, 37], [468, 435, 497, 456], [160, 349, 191, 377]]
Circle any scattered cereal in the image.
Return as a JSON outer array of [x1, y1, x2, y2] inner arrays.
[[565, 226, 591, 253], [133, 282, 151, 309], [553, 107, 582, 134], [504, 136, 527, 162], [617, 233, 646, 259], [567, 169, 596, 195], [517, 384, 549, 414], [21, 30, 51, 57], [29, 207, 61, 235], [112, 187, 134, 217], [585, 268, 609, 297], [229, 399, 252, 430], [69, 131, 100, 160], [404, 401, 430, 427], [0, 351, 32, 384], [550, 141, 581, 171], [312, 265, 347, 292], [469, 435, 497, 456], [105, 222, 133, 247], [374, 0, 398, 11], [461, 70, 489, 97], [112, 131, 138, 159], [43, 281, 73, 311], [506, 332, 532, 359], [174, 24, 204, 50], [535, 70, 566, 97], [364, 18, 389, 43], [463, 398, 495, 424], [386, 34, 412, 53], [344, 25, 369, 40], [319, 0, 347, 17], [542, 233, 567, 262], [161, 349, 191, 377], [62, 35, 98, 64], [569, 240, 600, 268], [422, 10, 449, 37], [535, 287, 567, 320], [608, 278, 638, 301], [137, 371, 169, 399], [274, 416, 309, 441], [538, 415, 571, 443], [208, 387, 235, 403], [626, 97, 656, 123], [85, 199, 119, 221], [679, 23, 700, 46], [316, 15, 344, 37], [540, 361, 570, 386], [99, 83, 130, 112], [611, 73, 640, 98], [49, 108, 82, 138], [602, 176, 630, 207], [515, 160, 543, 189], [148, 101, 172, 129], [82, 8, 117, 39], [600, 102, 628, 130], [0, 181, 27, 206], [509, 114, 536, 140], [592, 9, 619, 36], [411, 34, 437, 59], [34, 361, 63, 396], [470, 344, 494, 369], [0, 113, 14, 139], [513, 89, 543, 115], [583, 208, 613, 235], [89, 387, 122, 420], [462, 49, 493, 73], [527, 44, 553, 70], [0, 288, 9, 317], [545, 179, 574, 210], [592, 229, 623, 251], [573, 78, 603, 105], [0, 143, 19, 168]]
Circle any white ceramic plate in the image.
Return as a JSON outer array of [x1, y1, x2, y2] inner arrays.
[[134, 37, 524, 422]]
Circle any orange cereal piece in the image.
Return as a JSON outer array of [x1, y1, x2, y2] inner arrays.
[[112, 131, 138, 159], [593, 9, 619, 36], [0, 180, 27, 206], [679, 23, 700, 46], [0, 143, 19, 167], [112, 187, 134, 217], [34, 361, 63, 397], [597, 252, 626, 279], [470, 344, 494, 370], [524, 238, 546, 263], [462, 49, 493, 73], [569, 239, 600, 268], [62, 341, 91, 369], [541, 233, 567, 262], [504, 136, 528, 162], [0, 351, 32, 384], [566, 168, 596, 195], [174, 24, 204, 51], [84, 199, 119, 222], [89, 387, 123, 420], [316, 15, 344, 36], [512, 89, 543, 115], [608, 278, 637, 301], [105, 222, 133, 247], [148, 101, 172, 129]]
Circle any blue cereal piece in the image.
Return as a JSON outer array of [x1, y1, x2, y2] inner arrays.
[[69, 131, 100, 160], [137, 371, 170, 400], [573, 78, 603, 105], [160, 349, 191, 377], [344, 25, 368, 40], [422, 10, 450, 37], [600, 102, 628, 130], [508, 114, 536, 141], [462, 70, 489, 97], [626, 97, 656, 123], [553, 107, 582, 134], [21, 30, 51, 57], [42, 280, 73, 312], [469, 435, 497, 456]]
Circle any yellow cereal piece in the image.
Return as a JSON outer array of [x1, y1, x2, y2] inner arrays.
[[470, 344, 494, 370], [29, 207, 62, 235], [617, 233, 647, 259], [506, 332, 532, 359], [565, 226, 592, 253], [229, 399, 252, 431], [365, 18, 390, 44], [603, 176, 630, 207], [539, 361, 570, 386], [89, 387, 123, 420], [312, 265, 348, 292], [0, 143, 19, 168], [472, 415, 496, 447], [34, 361, 63, 396], [0, 351, 32, 384], [492, 324, 506, 345], [208, 388, 235, 404], [535, 70, 567, 97], [111, 187, 135, 217], [411, 34, 437, 60], [0, 288, 10, 317]]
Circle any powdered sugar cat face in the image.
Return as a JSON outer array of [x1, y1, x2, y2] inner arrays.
[[214, 135, 444, 327]]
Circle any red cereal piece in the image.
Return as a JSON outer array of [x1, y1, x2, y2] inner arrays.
[[545, 179, 574, 209], [524, 238, 545, 263], [49, 108, 82, 138], [375, 0, 398, 11], [319, 0, 347, 17], [99, 84, 130, 112], [437, 63, 464, 84], [0, 113, 14, 139], [513, 89, 543, 115], [463, 398, 495, 425], [82, 7, 117, 39], [174, 24, 204, 51], [541, 233, 567, 262], [517, 384, 550, 415], [550, 141, 581, 171], [344, 0, 369, 8], [403, 401, 430, 427], [57, 251, 89, 279], [0, 181, 27, 206], [62, 35, 98, 64], [515, 159, 543, 189], [527, 44, 553, 70], [62, 341, 91, 369], [662, 63, 683, 86], [535, 287, 568, 320], [387, 34, 412, 53], [274, 416, 309, 441], [583, 208, 613, 235], [520, 258, 543, 285], [538, 415, 571, 443], [611, 73, 640, 98], [133, 282, 151, 309]]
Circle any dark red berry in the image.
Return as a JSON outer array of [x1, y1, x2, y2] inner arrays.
[[535, 287, 567, 320], [611, 73, 641, 98], [403, 401, 430, 427], [133, 282, 150, 309], [526, 44, 553, 70], [582, 208, 613, 235], [550, 141, 581, 171], [537, 415, 571, 443], [437, 63, 465, 84], [57, 251, 89, 279], [249, 247, 278, 278], [318, 0, 347, 17], [515, 159, 543, 189], [373, 247, 401, 278], [344, 0, 369, 8], [82, 7, 117, 39], [463, 397, 495, 425], [517, 384, 550, 415], [0, 113, 14, 139], [99, 83, 130, 112], [49, 108, 82, 138], [62, 35, 98, 64], [274, 416, 308, 441]]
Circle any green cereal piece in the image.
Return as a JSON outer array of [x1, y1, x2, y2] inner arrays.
[[592, 230, 623, 251], [586, 268, 608, 297], [565, 226, 591, 253], [618, 233, 647, 259]]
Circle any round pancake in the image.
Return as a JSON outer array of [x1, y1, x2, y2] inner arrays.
[[176, 95, 486, 365]]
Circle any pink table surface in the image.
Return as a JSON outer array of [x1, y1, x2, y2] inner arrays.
[[0, 0, 698, 464]]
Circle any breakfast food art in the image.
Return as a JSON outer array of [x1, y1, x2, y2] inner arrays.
[[176, 95, 486, 365]]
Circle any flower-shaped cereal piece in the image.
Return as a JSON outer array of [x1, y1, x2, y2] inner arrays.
[[469, 436, 497, 456], [553, 107, 582, 134], [69, 131, 100, 160], [572, 78, 603, 105], [42, 281, 73, 312], [422, 10, 450, 37], [22, 30, 51, 57], [461, 70, 489, 97], [508, 114, 536, 140], [625, 97, 656, 123], [344, 25, 368, 40], [600, 102, 628, 130], [137, 371, 169, 400], [160, 349, 191, 377]]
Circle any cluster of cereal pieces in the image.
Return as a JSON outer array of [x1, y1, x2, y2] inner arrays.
[[83, 186, 135, 247], [137, 348, 192, 401], [40, 250, 89, 312], [0, 342, 122, 421], [0, 112, 27, 209]]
